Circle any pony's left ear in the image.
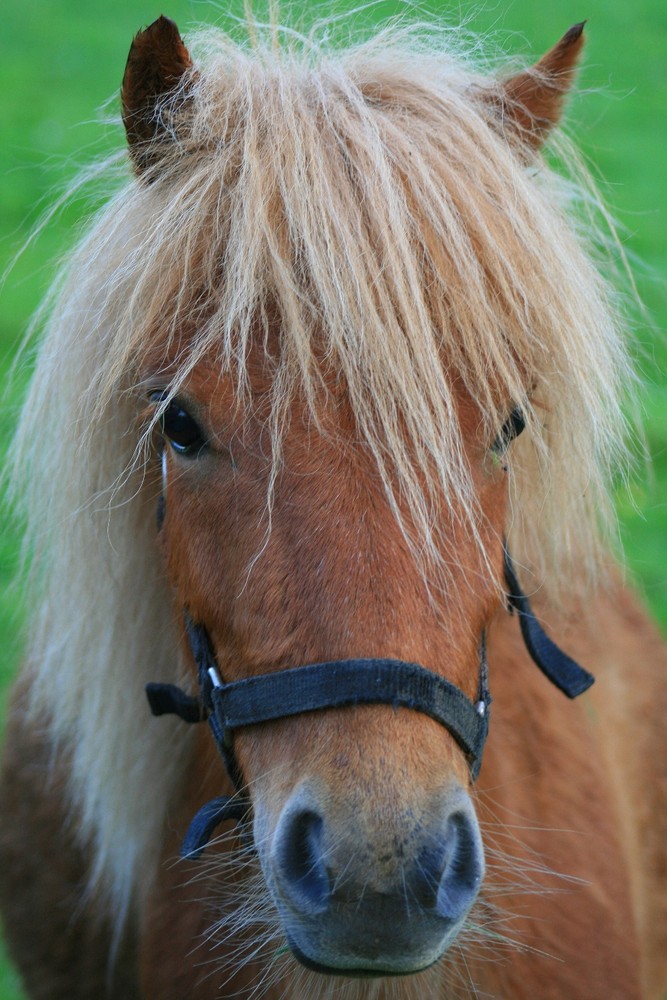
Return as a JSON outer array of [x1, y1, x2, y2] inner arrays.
[[495, 22, 586, 150], [121, 16, 194, 175]]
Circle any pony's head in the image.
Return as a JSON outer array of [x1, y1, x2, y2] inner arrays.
[[18, 13, 631, 979]]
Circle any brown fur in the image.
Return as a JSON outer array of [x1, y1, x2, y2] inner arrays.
[[129, 369, 666, 999], [0, 13, 665, 1000], [136, 587, 667, 1000], [0, 678, 139, 999], [6, 584, 661, 999]]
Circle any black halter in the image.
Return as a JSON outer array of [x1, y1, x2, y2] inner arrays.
[[146, 544, 593, 859]]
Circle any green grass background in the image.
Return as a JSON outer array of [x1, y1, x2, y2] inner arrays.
[[0, 1, 664, 996]]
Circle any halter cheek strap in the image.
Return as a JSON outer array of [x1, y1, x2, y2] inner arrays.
[[503, 546, 594, 697]]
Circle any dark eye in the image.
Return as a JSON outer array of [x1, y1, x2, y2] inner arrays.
[[150, 392, 207, 456], [491, 407, 525, 455]]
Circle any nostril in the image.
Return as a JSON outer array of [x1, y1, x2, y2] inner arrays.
[[275, 808, 331, 915], [435, 810, 484, 923]]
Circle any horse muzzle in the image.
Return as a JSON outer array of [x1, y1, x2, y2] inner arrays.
[[258, 782, 484, 976]]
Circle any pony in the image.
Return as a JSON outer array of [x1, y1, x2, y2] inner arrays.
[[0, 12, 665, 1000]]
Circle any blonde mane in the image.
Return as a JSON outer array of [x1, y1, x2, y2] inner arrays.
[[11, 17, 633, 925]]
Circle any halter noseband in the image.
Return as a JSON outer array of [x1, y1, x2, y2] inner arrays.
[[146, 543, 593, 859]]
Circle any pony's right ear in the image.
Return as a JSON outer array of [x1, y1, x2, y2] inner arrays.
[[121, 16, 194, 176]]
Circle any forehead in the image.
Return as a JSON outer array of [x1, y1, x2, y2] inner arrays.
[[141, 336, 486, 439]]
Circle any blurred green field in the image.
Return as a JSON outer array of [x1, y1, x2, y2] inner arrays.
[[0, 1, 665, 997]]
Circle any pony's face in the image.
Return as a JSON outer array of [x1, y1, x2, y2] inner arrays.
[[123, 12, 587, 981], [147, 354, 509, 974]]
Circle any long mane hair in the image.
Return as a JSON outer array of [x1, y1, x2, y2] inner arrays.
[[10, 16, 633, 927]]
